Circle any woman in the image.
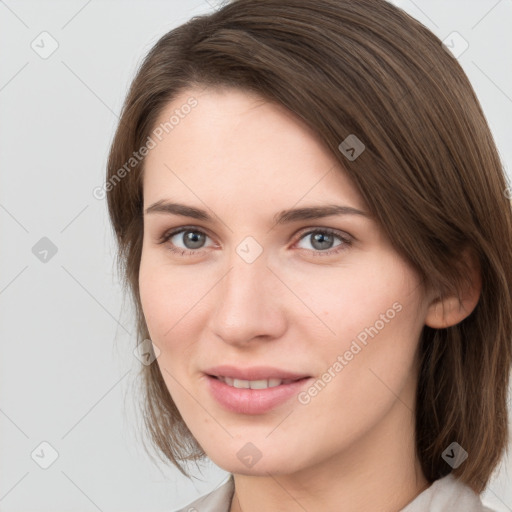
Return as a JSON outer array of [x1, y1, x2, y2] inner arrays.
[[105, 0, 511, 510]]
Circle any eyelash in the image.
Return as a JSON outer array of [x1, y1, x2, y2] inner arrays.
[[157, 226, 353, 258]]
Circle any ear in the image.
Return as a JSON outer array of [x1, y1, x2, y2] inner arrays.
[[424, 247, 482, 329]]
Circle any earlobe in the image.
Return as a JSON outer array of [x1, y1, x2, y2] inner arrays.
[[424, 248, 482, 329]]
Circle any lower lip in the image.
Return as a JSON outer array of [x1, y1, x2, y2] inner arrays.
[[205, 374, 312, 415]]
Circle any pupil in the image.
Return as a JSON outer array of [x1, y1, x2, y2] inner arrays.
[[313, 232, 332, 250], [184, 231, 205, 249]]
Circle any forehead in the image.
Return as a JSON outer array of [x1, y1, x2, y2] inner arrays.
[[142, 86, 366, 215]]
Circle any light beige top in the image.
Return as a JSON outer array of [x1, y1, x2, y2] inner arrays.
[[173, 473, 495, 512]]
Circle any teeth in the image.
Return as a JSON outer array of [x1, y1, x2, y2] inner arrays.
[[220, 377, 287, 389]]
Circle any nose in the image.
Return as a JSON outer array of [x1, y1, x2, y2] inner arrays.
[[208, 251, 287, 346]]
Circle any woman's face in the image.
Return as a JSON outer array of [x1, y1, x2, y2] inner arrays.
[[139, 85, 431, 476]]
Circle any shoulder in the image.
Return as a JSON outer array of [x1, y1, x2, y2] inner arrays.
[[172, 475, 234, 512], [400, 474, 496, 512]]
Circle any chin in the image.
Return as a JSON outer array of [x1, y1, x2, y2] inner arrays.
[[208, 447, 305, 477]]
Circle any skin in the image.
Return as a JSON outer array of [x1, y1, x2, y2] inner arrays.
[[138, 85, 480, 512]]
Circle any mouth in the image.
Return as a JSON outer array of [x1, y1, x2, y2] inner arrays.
[[208, 374, 310, 389], [204, 364, 311, 382], [203, 368, 313, 414]]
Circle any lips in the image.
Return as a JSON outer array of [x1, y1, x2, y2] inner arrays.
[[202, 365, 313, 414], [205, 373, 313, 414], [204, 364, 310, 381]]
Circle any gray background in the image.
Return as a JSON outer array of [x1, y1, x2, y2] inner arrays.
[[0, 0, 511, 510]]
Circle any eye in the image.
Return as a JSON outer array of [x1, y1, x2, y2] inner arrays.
[[294, 228, 352, 256], [158, 227, 214, 256]]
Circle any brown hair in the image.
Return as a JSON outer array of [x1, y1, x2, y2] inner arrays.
[[105, 0, 512, 493]]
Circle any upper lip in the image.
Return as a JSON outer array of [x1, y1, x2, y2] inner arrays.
[[204, 365, 311, 381]]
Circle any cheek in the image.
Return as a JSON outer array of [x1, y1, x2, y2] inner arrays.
[[138, 255, 224, 399], [284, 252, 421, 346], [138, 263, 171, 340], [326, 292, 420, 409], [138, 261, 201, 401], [138, 253, 206, 342], [289, 253, 424, 409]]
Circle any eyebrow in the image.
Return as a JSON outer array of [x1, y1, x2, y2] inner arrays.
[[144, 200, 371, 225]]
